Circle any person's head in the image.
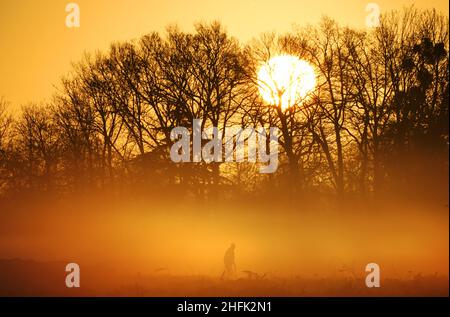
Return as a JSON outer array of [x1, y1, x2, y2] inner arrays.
[[230, 243, 235, 250]]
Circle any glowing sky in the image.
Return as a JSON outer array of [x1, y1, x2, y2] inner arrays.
[[0, 0, 448, 107]]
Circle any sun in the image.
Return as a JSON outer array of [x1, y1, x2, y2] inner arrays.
[[257, 55, 316, 110]]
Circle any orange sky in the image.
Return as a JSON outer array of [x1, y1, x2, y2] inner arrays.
[[0, 0, 448, 108]]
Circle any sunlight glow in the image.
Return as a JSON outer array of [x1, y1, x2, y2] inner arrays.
[[257, 55, 316, 110]]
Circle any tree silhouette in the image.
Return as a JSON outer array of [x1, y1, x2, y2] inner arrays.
[[0, 8, 447, 207]]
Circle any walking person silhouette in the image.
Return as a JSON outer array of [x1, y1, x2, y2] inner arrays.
[[221, 243, 236, 280]]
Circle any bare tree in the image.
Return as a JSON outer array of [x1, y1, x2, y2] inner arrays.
[[14, 104, 60, 191], [0, 98, 13, 192]]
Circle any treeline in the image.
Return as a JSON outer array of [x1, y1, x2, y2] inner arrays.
[[0, 8, 448, 204]]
